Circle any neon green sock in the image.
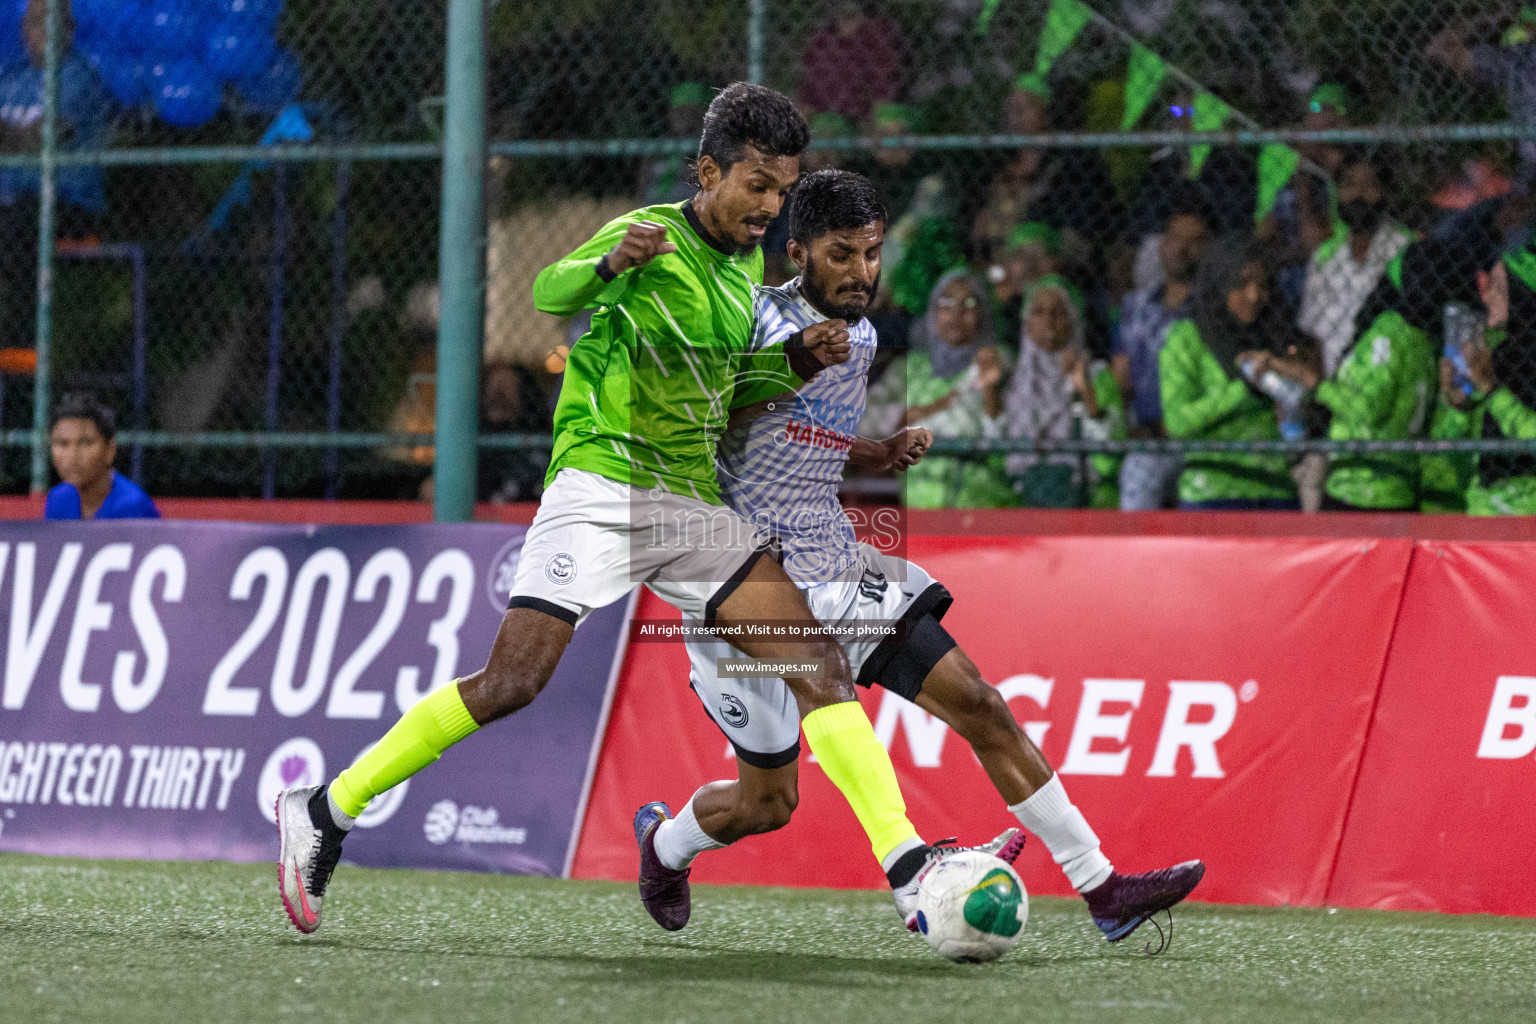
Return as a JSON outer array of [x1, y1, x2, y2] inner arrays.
[[801, 700, 921, 864], [329, 682, 480, 819]]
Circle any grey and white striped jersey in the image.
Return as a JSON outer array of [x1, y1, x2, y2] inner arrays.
[[717, 278, 878, 585]]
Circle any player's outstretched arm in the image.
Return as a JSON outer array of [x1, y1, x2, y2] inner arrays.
[[532, 219, 678, 315]]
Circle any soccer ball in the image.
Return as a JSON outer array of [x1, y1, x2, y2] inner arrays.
[[913, 850, 1028, 963]]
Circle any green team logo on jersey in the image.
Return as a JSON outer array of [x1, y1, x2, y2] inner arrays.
[[962, 869, 1024, 937]]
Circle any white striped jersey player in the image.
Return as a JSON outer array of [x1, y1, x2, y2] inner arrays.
[[717, 277, 875, 586], [695, 277, 950, 765]]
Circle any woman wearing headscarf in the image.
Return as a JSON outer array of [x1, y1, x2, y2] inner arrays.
[[861, 270, 1015, 507], [1158, 236, 1299, 509], [1434, 247, 1536, 515], [1000, 275, 1126, 507], [992, 222, 1064, 348]]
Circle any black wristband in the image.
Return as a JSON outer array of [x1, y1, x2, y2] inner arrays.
[[784, 329, 825, 381], [595, 254, 618, 283]]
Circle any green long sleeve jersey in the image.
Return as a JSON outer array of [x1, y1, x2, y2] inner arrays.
[[1315, 310, 1434, 510], [1471, 387, 1536, 514], [1085, 363, 1127, 509], [1158, 319, 1295, 503], [1422, 398, 1477, 513], [532, 202, 805, 504], [1429, 339, 1536, 515]]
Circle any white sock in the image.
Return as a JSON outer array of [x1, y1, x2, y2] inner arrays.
[[1009, 775, 1113, 892], [652, 793, 728, 871], [325, 789, 355, 832]]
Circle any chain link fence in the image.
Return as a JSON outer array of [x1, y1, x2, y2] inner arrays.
[[0, 0, 450, 499], [3, 0, 1535, 514]]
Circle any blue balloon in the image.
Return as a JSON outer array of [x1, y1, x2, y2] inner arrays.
[[102, 55, 153, 107], [77, 31, 115, 78], [138, 0, 205, 59], [72, 0, 125, 36], [216, 0, 283, 28], [0, 0, 27, 70], [81, 1, 145, 49], [154, 57, 221, 128], [235, 45, 301, 111], [205, 21, 276, 82]]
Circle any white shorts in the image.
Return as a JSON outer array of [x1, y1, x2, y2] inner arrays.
[[684, 542, 955, 767], [509, 468, 770, 627]]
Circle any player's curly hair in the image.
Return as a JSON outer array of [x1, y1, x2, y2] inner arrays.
[[787, 169, 889, 245], [697, 82, 809, 177]]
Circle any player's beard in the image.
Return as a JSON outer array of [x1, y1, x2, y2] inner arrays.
[[801, 261, 879, 324], [735, 216, 773, 256]]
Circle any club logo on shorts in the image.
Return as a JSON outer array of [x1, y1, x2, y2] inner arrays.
[[718, 694, 749, 728], [858, 566, 889, 603], [544, 552, 577, 585]]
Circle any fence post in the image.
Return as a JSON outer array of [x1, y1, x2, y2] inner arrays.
[[434, 0, 487, 523], [748, 0, 766, 85], [29, 0, 62, 493], [262, 166, 290, 500], [325, 161, 351, 499]]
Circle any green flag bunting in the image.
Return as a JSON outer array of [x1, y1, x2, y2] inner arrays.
[[1035, 0, 1094, 78], [1187, 91, 1231, 178], [977, 0, 1003, 35], [1255, 144, 1301, 222], [1121, 43, 1166, 131]]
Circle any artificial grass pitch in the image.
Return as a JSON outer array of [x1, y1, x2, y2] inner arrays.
[[2, 855, 1533, 1024]]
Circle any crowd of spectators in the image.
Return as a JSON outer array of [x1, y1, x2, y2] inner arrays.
[[779, 4, 1536, 516], [472, 3, 1536, 515], [10, 2, 1536, 516]]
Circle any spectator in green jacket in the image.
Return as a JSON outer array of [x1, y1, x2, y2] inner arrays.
[[1436, 248, 1536, 515], [1001, 275, 1126, 508], [862, 270, 1015, 508], [1335, 241, 1474, 511], [1270, 239, 1487, 511], [1160, 237, 1300, 510]]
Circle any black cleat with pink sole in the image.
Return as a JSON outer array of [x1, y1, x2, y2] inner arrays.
[[1084, 860, 1206, 953], [634, 801, 692, 932]]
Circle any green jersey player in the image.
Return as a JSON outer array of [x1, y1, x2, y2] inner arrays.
[[275, 84, 978, 939]]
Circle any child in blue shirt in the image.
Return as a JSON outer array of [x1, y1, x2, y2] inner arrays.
[[44, 393, 158, 520]]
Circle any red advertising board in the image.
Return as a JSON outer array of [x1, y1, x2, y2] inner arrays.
[[1328, 541, 1536, 916], [572, 535, 1413, 908]]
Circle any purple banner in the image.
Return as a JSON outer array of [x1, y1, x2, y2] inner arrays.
[[0, 521, 632, 876]]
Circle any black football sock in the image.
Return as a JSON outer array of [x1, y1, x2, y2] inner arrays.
[[885, 844, 933, 889]]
